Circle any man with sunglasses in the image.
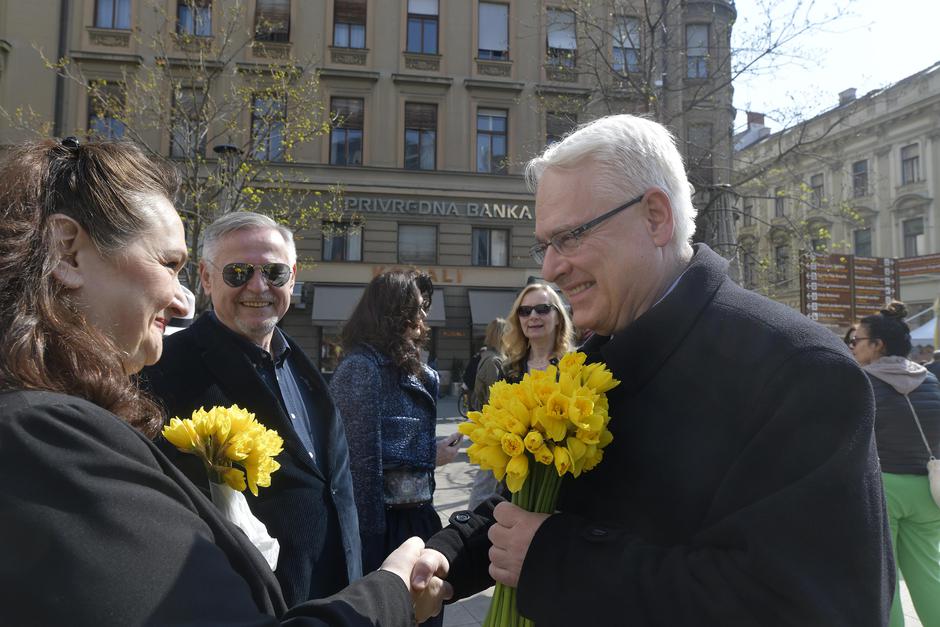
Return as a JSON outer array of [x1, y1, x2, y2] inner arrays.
[[416, 115, 892, 625], [142, 212, 362, 607]]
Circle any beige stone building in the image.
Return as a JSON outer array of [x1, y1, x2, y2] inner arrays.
[[735, 61, 940, 333], [0, 0, 735, 382]]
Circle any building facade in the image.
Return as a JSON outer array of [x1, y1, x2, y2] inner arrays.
[[735, 62, 940, 328], [0, 0, 735, 381]]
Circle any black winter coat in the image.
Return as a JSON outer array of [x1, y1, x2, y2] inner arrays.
[[0, 390, 413, 626], [429, 244, 893, 626], [142, 313, 362, 606]]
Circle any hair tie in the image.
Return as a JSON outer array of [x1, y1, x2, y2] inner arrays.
[[61, 136, 81, 149]]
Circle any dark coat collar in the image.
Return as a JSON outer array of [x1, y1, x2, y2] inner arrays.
[[187, 313, 329, 480], [582, 243, 728, 398]]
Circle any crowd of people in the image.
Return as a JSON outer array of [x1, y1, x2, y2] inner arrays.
[[3, 111, 934, 626]]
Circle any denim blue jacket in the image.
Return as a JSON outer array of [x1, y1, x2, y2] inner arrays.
[[329, 344, 439, 538]]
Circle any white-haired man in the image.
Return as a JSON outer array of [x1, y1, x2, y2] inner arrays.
[[415, 115, 892, 625]]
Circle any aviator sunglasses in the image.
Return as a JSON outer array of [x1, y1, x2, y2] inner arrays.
[[206, 259, 293, 288], [517, 304, 556, 317]]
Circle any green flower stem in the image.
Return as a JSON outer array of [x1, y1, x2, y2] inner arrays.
[[482, 456, 560, 626]]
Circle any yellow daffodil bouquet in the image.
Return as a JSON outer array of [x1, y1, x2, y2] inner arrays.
[[457, 351, 620, 627], [162, 405, 284, 569]]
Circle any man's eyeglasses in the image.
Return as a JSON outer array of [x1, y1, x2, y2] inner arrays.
[[517, 304, 556, 317], [206, 259, 293, 288], [848, 337, 871, 348], [529, 193, 645, 265]]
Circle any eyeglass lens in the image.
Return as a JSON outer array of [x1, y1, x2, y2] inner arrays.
[[518, 304, 553, 317], [221, 263, 292, 288]]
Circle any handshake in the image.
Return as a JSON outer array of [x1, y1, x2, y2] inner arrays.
[[379, 537, 452, 623], [377, 502, 549, 622]]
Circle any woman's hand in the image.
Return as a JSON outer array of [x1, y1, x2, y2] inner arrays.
[[435, 433, 463, 466]]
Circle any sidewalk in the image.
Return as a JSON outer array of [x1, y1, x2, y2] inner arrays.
[[434, 397, 494, 627], [433, 396, 921, 627]]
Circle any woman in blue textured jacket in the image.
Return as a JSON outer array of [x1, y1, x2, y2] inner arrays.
[[851, 301, 940, 627], [330, 270, 458, 626]]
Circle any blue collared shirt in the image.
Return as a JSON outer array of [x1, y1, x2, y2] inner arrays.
[[209, 312, 321, 466]]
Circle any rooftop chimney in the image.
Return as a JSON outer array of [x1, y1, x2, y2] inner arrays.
[[839, 88, 857, 106], [746, 111, 765, 127]]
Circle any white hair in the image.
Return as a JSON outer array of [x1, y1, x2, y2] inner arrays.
[[525, 114, 696, 256], [202, 211, 296, 264]]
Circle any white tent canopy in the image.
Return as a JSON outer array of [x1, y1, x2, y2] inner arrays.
[[910, 317, 937, 344]]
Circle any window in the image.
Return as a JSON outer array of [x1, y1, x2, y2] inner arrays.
[[322, 221, 362, 262], [613, 16, 639, 73], [476, 108, 507, 174], [854, 228, 872, 257], [255, 0, 290, 42], [742, 251, 757, 288], [472, 228, 509, 266], [901, 144, 920, 184], [686, 24, 708, 78], [774, 243, 790, 285], [546, 9, 576, 68], [404, 102, 437, 170], [398, 224, 437, 263], [171, 87, 206, 157], [251, 94, 285, 161], [852, 160, 869, 197], [774, 187, 785, 218], [687, 123, 713, 185], [333, 0, 366, 48], [87, 81, 126, 139], [330, 97, 363, 166], [742, 204, 753, 227], [406, 0, 438, 54], [545, 111, 576, 146], [177, 0, 211, 37], [809, 173, 824, 207], [478, 2, 509, 60], [903, 217, 925, 257], [95, 0, 131, 29]]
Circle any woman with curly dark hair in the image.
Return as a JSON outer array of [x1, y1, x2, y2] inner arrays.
[[0, 138, 442, 626], [330, 270, 458, 626]]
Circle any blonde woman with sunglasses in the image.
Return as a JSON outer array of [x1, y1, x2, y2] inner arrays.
[[502, 283, 575, 384]]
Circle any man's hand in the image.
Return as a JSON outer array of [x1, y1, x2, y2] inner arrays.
[[379, 536, 426, 593], [435, 433, 463, 466], [410, 548, 453, 622], [487, 502, 549, 588]]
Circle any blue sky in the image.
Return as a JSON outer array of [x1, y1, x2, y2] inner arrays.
[[732, 0, 940, 131]]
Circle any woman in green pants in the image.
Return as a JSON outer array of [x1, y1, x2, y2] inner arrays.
[[851, 301, 940, 627]]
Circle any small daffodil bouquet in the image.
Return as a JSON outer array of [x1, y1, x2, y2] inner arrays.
[[458, 352, 620, 627], [162, 405, 284, 569], [162, 405, 284, 496]]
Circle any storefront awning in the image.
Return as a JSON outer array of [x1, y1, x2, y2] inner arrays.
[[312, 285, 446, 327], [468, 289, 518, 326], [311, 286, 364, 325], [427, 288, 446, 327]]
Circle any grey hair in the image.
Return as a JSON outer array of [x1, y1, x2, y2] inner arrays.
[[202, 211, 296, 264], [525, 114, 696, 256]]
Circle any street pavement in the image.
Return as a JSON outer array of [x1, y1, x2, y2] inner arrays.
[[432, 395, 922, 627], [434, 396, 494, 627]]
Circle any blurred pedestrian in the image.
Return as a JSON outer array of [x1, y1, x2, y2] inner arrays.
[[851, 302, 940, 627], [466, 317, 508, 510]]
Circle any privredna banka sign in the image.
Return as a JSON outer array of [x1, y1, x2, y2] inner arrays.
[[344, 195, 533, 221]]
